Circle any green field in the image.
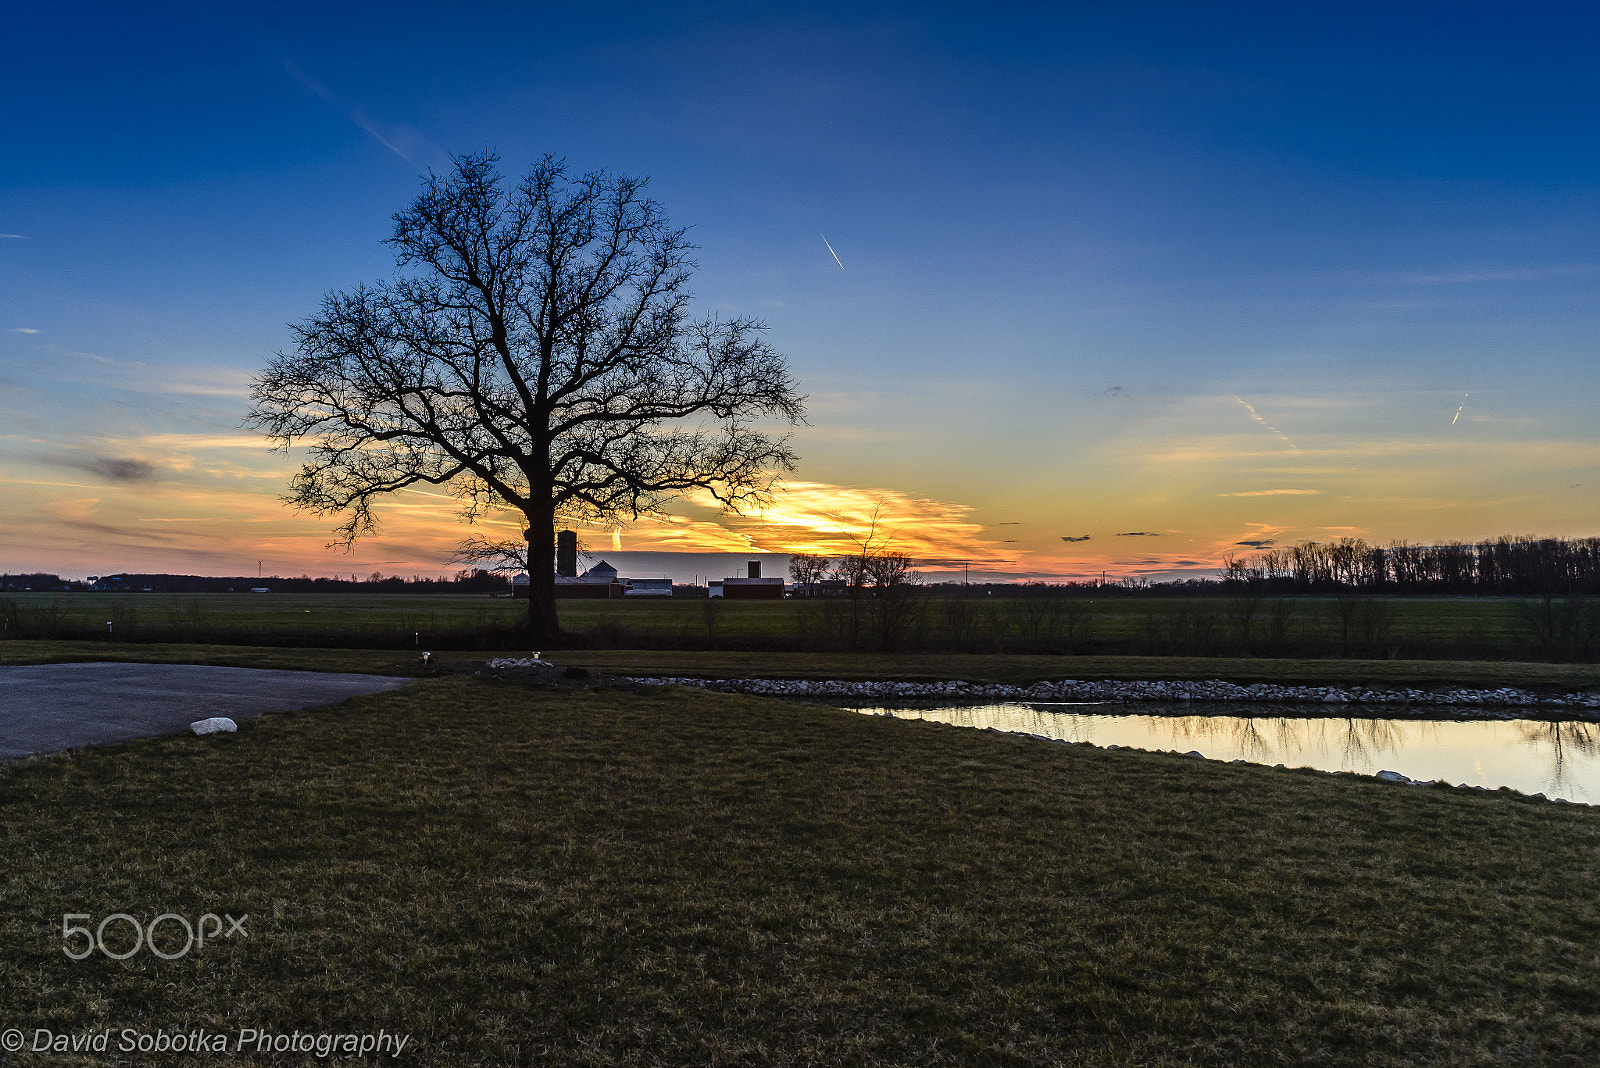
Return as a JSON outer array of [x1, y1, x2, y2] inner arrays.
[[0, 589, 1585, 660], [2, 677, 1596, 1065]]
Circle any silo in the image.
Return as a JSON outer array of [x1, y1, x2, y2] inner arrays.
[[557, 530, 578, 577], [748, 560, 761, 579]]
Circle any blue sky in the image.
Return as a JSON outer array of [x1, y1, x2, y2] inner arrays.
[[4, 2, 1599, 580]]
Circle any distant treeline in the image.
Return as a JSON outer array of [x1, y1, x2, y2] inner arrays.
[[1219, 536, 1600, 595], [0, 573, 84, 592], [1, 570, 510, 594]]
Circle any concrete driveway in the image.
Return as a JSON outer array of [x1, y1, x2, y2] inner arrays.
[[0, 662, 411, 760]]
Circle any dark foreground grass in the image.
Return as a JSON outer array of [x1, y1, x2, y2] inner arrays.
[[0, 641, 423, 675], [1, 679, 1598, 1065]]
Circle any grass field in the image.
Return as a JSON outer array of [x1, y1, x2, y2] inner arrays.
[[0, 590, 1577, 660], [10, 641, 1600, 691], [0, 640, 426, 675], [1, 677, 1596, 1065], [542, 649, 1600, 691]]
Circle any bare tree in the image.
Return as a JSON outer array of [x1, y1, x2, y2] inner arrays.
[[448, 535, 529, 577], [864, 550, 923, 651], [1219, 553, 1267, 647], [449, 531, 590, 577], [248, 153, 806, 642], [787, 552, 830, 596]]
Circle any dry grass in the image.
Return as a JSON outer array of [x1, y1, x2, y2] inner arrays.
[[11, 641, 1600, 691], [544, 649, 1600, 691], [0, 641, 423, 675], [0, 678, 1597, 1065]]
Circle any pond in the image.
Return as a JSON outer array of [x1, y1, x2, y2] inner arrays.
[[839, 701, 1600, 804]]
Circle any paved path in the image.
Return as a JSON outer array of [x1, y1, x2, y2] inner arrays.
[[0, 663, 411, 760]]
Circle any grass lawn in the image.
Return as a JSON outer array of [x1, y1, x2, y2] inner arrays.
[[0, 640, 427, 675], [1, 677, 1597, 1064], [546, 649, 1600, 691], [9, 640, 1600, 691]]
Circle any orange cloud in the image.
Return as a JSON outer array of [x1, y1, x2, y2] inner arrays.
[[558, 481, 1023, 567]]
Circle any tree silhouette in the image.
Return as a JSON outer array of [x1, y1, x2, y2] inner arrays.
[[249, 153, 805, 642]]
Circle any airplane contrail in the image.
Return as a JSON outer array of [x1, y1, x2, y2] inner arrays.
[[1451, 392, 1469, 425], [1231, 395, 1298, 451], [821, 234, 845, 270]]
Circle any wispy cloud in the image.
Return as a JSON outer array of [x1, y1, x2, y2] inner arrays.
[[282, 59, 441, 166], [1399, 265, 1600, 285], [1231, 395, 1298, 451], [0, 233, 27, 240], [1235, 539, 1276, 548], [1297, 264, 1600, 286], [1115, 531, 1161, 537], [8, 328, 40, 334], [1060, 535, 1091, 542], [1217, 488, 1322, 497], [47, 454, 160, 482]]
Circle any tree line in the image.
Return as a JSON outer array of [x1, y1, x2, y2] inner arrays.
[[2, 571, 510, 594], [1221, 536, 1600, 595]]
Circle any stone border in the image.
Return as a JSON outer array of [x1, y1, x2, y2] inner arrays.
[[623, 675, 1600, 718]]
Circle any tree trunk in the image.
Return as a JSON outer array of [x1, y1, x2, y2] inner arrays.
[[524, 513, 561, 646]]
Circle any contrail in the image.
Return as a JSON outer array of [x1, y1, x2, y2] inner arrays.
[[1231, 395, 1298, 451], [821, 235, 845, 270], [1451, 392, 1469, 425]]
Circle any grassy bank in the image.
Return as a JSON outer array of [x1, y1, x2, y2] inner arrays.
[[9, 640, 1600, 691], [546, 649, 1600, 691], [1, 678, 1597, 1065]]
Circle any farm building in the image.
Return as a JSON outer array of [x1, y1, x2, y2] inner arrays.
[[624, 577, 673, 597], [556, 560, 625, 598], [709, 561, 785, 599], [511, 561, 627, 598]]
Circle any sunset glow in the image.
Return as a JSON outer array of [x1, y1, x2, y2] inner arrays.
[[5, 5, 1599, 582]]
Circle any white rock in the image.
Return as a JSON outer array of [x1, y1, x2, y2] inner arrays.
[[190, 717, 237, 736], [1375, 770, 1411, 783]]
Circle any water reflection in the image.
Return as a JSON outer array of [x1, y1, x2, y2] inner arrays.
[[1513, 720, 1599, 800], [842, 701, 1600, 803]]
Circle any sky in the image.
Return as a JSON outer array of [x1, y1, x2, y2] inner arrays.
[[4, 1, 1600, 583]]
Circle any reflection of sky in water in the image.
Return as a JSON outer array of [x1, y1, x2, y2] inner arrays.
[[844, 702, 1600, 803]]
